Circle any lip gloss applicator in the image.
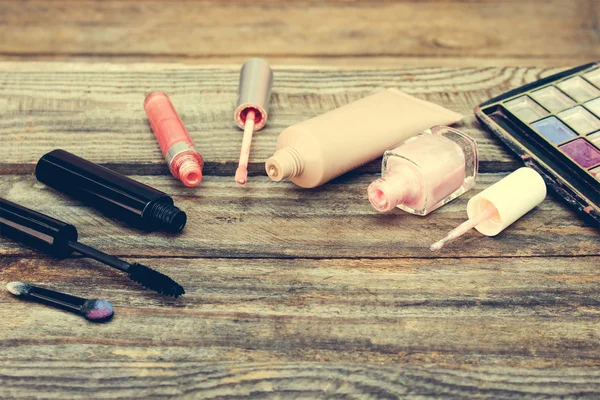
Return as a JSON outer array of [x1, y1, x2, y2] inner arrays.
[[430, 167, 547, 251], [234, 58, 274, 184], [144, 92, 204, 187]]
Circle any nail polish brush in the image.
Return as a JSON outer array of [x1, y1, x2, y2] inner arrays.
[[234, 58, 274, 184], [144, 92, 204, 187], [7, 282, 114, 322], [0, 197, 185, 297], [430, 167, 547, 251]]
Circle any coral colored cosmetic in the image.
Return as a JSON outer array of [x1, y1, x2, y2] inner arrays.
[[368, 126, 478, 215], [430, 167, 547, 251], [234, 58, 274, 184], [144, 92, 204, 187], [265, 88, 463, 188]]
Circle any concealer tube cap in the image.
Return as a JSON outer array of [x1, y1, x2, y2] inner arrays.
[[466, 167, 547, 236], [234, 58, 274, 131]]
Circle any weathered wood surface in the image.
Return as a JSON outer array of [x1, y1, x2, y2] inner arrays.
[[0, 0, 598, 68], [2, 362, 600, 399], [1, 255, 600, 397], [1, 63, 600, 398], [0, 174, 598, 259], [0, 63, 572, 174]]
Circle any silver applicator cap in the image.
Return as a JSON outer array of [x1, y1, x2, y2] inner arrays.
[[234, 58, 274, 131]]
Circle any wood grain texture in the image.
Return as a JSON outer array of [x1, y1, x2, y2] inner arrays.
[[3, 361, 600, 399], [1, 174, 598, 259], [1, 255, 600, 397], [2, 362, 600, 399], [0, 0, 598, 68], [1, 62, 600, 398], [2, 256, 600, 363], [0, 63, 572, 174]]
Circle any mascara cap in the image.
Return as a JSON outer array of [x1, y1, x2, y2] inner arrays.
[[35, 150, 186, 232], [467, 167, 546, 236], [234, 58, 274, 131]]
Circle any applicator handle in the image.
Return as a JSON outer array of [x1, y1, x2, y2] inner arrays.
[[0, 197, 78, 257]]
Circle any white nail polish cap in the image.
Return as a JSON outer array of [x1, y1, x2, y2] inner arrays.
[[467, 167, 547, 236]]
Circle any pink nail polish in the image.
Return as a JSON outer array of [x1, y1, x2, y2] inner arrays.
[[367, 126, 478, 215]]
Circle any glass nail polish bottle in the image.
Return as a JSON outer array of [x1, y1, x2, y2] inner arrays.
[[367, 126, 478, 215]]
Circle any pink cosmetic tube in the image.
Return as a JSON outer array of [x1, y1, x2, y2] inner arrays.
[[144, 92, 204, 187], [265, 89, 463, 188]]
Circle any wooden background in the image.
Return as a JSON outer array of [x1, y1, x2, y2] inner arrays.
[[1, 1, 600, 399]]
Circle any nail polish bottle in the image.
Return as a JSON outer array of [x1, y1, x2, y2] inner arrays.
[[368, 126, 478, 215]]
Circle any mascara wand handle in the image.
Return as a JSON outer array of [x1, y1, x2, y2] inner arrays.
[[0, 197, 78, 257], [67, 240, 130, 272]]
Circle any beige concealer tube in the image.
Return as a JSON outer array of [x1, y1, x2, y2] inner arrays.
[[265, 88, 463, 188]]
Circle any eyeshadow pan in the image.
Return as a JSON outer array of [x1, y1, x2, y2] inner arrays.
[[585, 98, 600, 118], [584, 68, 600, 87], [531, 117, 578, 144], [503, 96, 548, 123], [591, 166, 600, 182], [559, 138, 600, 168], [557, 106, 600, 135], [588, 132, 600, 148], [530, 86, 576, 113], [557, 76, 600, 102]]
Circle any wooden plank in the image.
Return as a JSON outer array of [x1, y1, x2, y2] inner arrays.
[[1, 256, 600, 364], [1, 361, 600, 398], [0, 55, 596, 69], [1, 174, 598, 259], [0, 0, 597, 65], [1, 254, 600, 399], [0, 63, 573, 173]]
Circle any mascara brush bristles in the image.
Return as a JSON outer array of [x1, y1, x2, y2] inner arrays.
[[67, 240, 185, 297], [128, 263, 185, 298]]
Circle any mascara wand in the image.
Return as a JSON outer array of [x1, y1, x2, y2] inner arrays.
[[0, 197, 185, 298]]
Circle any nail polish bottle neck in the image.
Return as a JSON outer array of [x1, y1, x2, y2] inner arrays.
[[368, 171, 415, 213]]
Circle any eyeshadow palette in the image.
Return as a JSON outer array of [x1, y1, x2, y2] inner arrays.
[[475, 62, 600, 227]]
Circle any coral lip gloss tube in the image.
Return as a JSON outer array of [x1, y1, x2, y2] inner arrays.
[[144, 92, 204, 187]]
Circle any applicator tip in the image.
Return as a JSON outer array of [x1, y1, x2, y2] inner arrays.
[[429, 240, 446, 252], [82, 299, 114, 322], [6, 282, 32, 296], [235, 166, 248, 185]]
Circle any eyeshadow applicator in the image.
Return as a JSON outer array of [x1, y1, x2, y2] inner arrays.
[[6, 282, 114, 322], [0, 197, 185, 297], [430, 167, 547, 251], [234, 58, 274, 184]]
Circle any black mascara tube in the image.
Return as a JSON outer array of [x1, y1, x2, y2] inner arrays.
[[35, 150, 186, 232]]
